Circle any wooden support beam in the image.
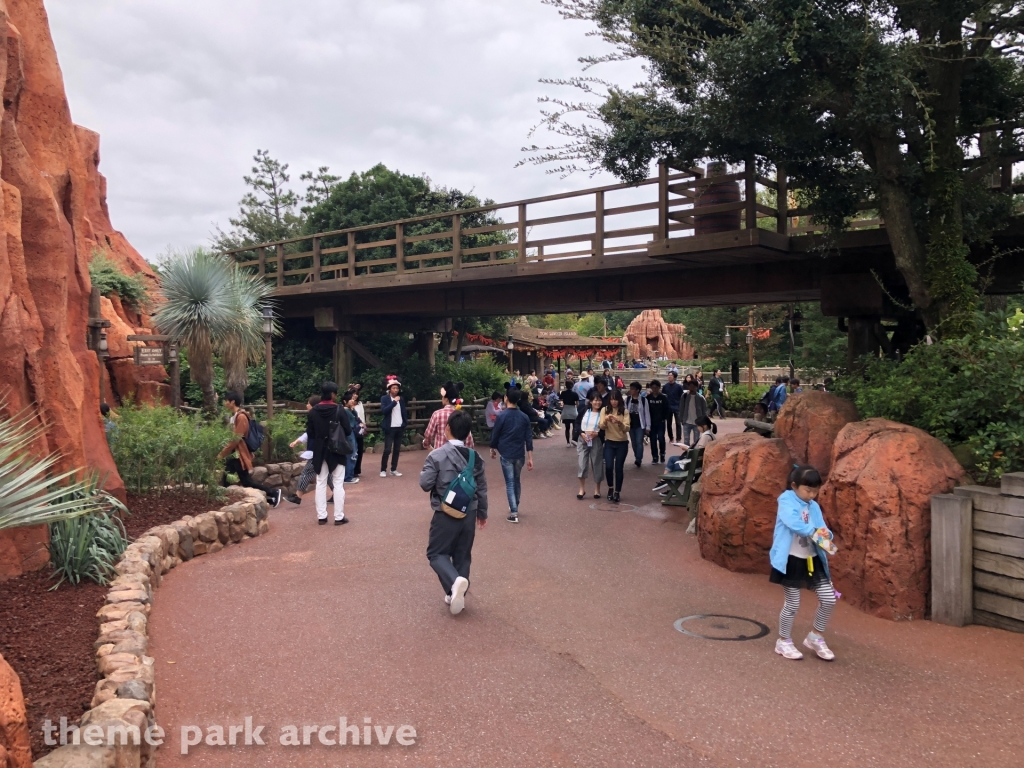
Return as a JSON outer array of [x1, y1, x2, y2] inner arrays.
[[452, 213, 462, 270], [931, 493, 973, 627], [775, 163, 788, 235], [518, 204, 527, 263], [594, 189, 605, 262], [347, 232, 356, 281], [340, 333, 384, 369], [395, 223, 405, 273], [657, 161, 669, 241], [744, 158, 757, 231], [258, 246, 266, 277], [276, 244, 284, 287], [312, 236, 321, 282]]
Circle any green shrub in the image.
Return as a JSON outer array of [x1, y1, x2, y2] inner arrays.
[[48, 475, 129, 588], [722, 385, 771, 413], [264, 411, 304, 462], [356, 358, 507, 407], [89, 251, 151, 311], [838, 309, 1024, 483], [109, 405, 230, 494]]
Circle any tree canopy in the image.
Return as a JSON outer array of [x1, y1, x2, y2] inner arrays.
[[532, 0, 1024, 336]]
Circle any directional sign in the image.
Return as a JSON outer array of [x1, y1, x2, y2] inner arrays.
[[134, 347, 166, 366]]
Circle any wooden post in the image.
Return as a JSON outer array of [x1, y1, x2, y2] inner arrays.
[[518, 204, 527, 263], [1001, 129, 1014, 192], [655, 162, 671, 243], [744, 158, 757, 230], [275, 244, 284, 287], [257, 246, 266, 278], [170, 344, 181, 409], [747, 309, 755, 392], [395, 222, 405, 273], [452, 213, 462, 270], [931, 493, 973, 627], [334, 333, 353, 389], [775, 163, 788, 235], [347, 231, 356, 281], [594, 189, 605, 262], [312, 236, 321, 282]]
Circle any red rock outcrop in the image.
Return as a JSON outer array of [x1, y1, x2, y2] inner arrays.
[[624, 309, 693, 361], [0, 653, 32, 768], [0, 0, 159, 579], [697, 434, 793, 573], [820, 419, 964, 620], [0, 526, 48, 581], [774, 391, 859, 477]]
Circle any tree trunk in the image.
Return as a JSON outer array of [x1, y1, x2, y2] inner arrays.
[[222, 346, 250, 394], [188, 334, 218, 412]]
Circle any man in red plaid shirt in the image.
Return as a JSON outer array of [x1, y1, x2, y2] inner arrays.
[[423, 381, 476, 451]]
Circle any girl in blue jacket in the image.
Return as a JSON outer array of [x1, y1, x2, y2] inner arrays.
[[769, 465, 838, 661]]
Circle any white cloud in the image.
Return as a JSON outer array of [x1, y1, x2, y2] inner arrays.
[[47, 0, 645, 258]]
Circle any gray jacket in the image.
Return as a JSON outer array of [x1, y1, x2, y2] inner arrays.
[[419, 442, 488, 520]]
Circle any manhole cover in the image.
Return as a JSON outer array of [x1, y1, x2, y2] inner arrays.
[[673, 614, 770, 641]]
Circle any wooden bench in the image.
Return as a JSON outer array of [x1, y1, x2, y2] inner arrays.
[[657, 447, 705, 507]]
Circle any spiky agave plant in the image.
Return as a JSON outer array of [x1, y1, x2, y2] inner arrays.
[[0, 406, 124, 531], [219, 267, 278, 394], [153, 248, 235, 412]]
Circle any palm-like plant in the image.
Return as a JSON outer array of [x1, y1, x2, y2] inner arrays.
[[219, 267, 278, 393], [153, 248, 235, 411], [0, 406, 124, 531]]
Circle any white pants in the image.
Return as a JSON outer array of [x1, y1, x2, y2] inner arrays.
[[315, 463, 346, 521]]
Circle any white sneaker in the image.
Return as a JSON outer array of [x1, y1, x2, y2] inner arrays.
[[450, 576, 469, 615], [389, 470, 403, 477], [803, 632, 835, 661], [775, 638, 803, 660], [444, 595, 452, 605], [380, 471, 387, 478]]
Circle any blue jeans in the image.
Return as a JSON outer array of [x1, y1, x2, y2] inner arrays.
[[344, 433, 358, 481], [682, 423, 699, 447], [629, 426, 645, 464], [499, 455, 524, 515]]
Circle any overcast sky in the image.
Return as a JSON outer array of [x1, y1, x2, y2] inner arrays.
[[47, 0, 646, 259]]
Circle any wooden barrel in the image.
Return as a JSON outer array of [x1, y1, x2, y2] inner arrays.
[[695, 163, 741, 235]]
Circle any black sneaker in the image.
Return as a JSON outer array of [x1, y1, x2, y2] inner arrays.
[[318, 518, 328, 525], [285, 494, 302, 505], [652, 482, 668, 492], [335, 518, 349, 526], [651, 459, 659, 465], [634, 460, 642, 467], [613, 492, 620, 503], [607, 490, 614, 501], [506, 513, 519, 524], [271, 489, 282, 508]]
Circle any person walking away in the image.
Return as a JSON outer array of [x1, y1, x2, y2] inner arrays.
[[286, 396, 334, 505], [485, 392, 503, 428], [625, 381, 650, 467], [560, 383, 580, 446], [421, 410, 488, 615], [423, 381, 475, 451], [576, 394, 604, 500], [708, 369, 727, 418], [770, 465, 838, 661], [305, 382, 351, 525], [662, 371, 684, 442], [379, 375, 408, 477], [679, 378, 709, 447], [489, 388, 534, 524], [342, 390, 361, 484], [645, 380, 669, 464], [217, 392, 281, 507], [599, 390, 630, 503]]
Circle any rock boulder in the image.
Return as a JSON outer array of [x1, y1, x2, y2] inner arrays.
[[820, 419, 964, 620], [0, 653, 32, 768], [774, 391, 858, 477], [0, 526, 48, 580], [623, 309, 693, 361], [697, 434, 793, 574]]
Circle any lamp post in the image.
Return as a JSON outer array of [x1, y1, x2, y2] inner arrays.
[[724, 309, 759, 392], [86, 287, 112, 409], [506, 335, 515, 372], [262, 306, 275, 461]]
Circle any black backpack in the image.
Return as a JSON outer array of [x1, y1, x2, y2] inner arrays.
[[326, 405, 354, 457], [759, 385, 776, 409], [243, 415, 265, 453]]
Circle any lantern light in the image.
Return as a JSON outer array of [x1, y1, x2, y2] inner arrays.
[[262, 306, 274, 336]]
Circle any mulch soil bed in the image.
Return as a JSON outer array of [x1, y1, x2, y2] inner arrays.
[[0, 488, 224, 758]]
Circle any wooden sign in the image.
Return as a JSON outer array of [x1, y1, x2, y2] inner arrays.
[[536, 330, 578, 339], [134, 347, 166, 366]]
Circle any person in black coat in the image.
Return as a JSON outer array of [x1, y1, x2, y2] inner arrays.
[[379, 375, 409, 477], [306, 381, 351, 525]]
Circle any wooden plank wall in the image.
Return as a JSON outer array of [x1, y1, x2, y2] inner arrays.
[[953, 473, 1024, 633]]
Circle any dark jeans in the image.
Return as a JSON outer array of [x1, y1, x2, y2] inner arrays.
[[354, 433, 365, 476], [710, 394, 724, 418], [223, 457, 275, 497], [649, 420, 666, 461], [629, 425, 645, 464], [668, 410, 683, 441], [499, 455, 524, 514], [345, 433, 358, 481], [426, 510, 477, 595], [565, 419, 580, 444], [603, 439, 628, 493], [380, 427, 403, 472]]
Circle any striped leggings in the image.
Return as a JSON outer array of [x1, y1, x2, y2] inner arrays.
[[779, 582, 836, 639], [296, 460, 334, 494]]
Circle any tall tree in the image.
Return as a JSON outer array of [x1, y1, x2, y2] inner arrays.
[[212, 150, 303, 250], [533, 0, 1024, 336]]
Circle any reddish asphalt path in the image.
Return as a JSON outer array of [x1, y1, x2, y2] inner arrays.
[[150, 420, 1024, 767]]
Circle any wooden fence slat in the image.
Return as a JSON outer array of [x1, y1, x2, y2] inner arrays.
[[974, 570, 1024, 600], [973, 609, 1024, 633], [974, 531, 1024, 558], [974, 550, 1024, 580], [974, 510, 1024, 538], [931, 494, 973, 627], [974, 590, 1024, 622]]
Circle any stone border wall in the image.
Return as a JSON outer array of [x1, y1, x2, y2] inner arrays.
[[35, 487, 271, 768]]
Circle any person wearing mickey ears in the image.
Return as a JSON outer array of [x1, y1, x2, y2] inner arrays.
[[379, 375, 409, 477], [423, 381, 475, 450]]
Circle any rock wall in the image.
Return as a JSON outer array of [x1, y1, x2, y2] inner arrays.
[[0, 653, 32, 768], [0, 0, 158, 578], [820, 419, 964, 620], [774, 391, 858, 477], [624, 310, 693, 361]]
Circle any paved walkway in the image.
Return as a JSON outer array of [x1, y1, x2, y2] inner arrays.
[[150, 420, 1024, 767]]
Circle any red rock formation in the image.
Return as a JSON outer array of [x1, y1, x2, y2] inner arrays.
[[697, 434, 793, 574], [0, 526, 47, 581], [0, 0, 158, 580], [774, 391, 859, 477], [820, 419, 964, 620], [624, 310, 693, 361], [0, 653, 32, 768]]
